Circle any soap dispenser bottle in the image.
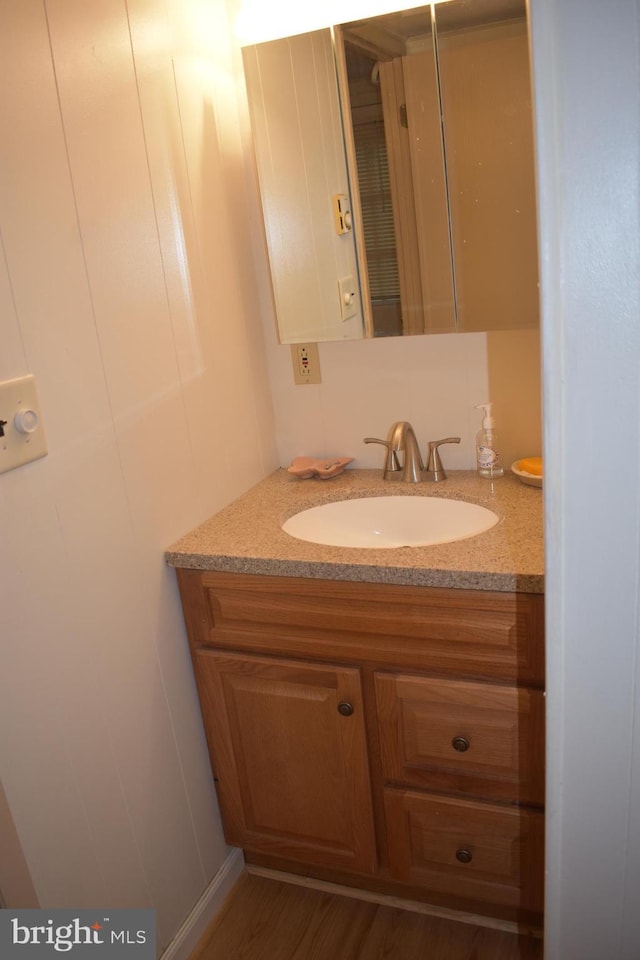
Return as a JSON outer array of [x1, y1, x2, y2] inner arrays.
[[475, 403, 504, 478]]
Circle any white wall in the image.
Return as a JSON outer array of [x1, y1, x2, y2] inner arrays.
[[531, 0, 640, 957], [266, 333, 488, 467], [0, 0, 277, 951], [263, 328, 542, 471]]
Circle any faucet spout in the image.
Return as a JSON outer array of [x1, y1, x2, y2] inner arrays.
[[364, 421, 424, 482]]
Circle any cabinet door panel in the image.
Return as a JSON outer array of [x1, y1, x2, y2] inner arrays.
[[385, 789, 543, 912], [376, 673, 544, 804], [196, 650, 377, 874]]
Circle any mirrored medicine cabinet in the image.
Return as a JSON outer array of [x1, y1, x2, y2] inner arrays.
[[242, 0, 539, 344]]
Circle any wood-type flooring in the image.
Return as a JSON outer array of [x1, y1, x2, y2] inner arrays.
[[192, 873, 543, 960]]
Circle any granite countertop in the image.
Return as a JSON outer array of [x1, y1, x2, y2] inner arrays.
[[166, 468, 544, 593]]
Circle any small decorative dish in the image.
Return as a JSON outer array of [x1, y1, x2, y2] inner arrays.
[[287, 456, 354, 480], [511, 457, 543, 488]]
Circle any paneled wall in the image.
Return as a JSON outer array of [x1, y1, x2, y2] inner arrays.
[[0, 0, 277, 951]]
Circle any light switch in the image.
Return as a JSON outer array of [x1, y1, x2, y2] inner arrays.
[[332, 194, 352, 235], [0, 374, 48, 475], [338, 275, 358, 322]]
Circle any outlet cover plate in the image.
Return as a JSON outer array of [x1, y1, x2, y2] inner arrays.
[[291, 344, 321, 385]]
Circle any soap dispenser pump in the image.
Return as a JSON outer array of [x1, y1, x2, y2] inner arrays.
[[475, 402, 504, 478]]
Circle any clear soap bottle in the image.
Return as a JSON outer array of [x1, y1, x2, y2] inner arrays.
[[475, 402, 504, 478]]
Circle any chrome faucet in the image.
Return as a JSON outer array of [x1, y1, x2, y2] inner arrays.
[[364, 421, 424, 483], [364, 424, 461, 483]]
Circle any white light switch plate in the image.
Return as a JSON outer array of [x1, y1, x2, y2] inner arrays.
[[0, 374, 48, 475]]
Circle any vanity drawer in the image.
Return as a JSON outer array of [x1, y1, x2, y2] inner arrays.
[[181, 571, 544, 685], [384, 788, 544, 913], [376, 673, 544, 804]]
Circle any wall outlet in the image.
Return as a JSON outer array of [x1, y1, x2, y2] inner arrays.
[[291, 344, 321, 385]]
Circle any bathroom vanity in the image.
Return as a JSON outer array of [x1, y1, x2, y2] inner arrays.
[[167, 470, 544, 928]]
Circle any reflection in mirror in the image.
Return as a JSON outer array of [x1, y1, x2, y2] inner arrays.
[[242, 31, 366, 344], [436, 0, 538, 332], [338, 0, 538, 336], [338, 7, 455, 336], [242, 0, 539, 343]]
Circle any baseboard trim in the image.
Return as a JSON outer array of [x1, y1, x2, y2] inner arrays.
[[160, 848, 245, 960], [245, 864, 543, 939]]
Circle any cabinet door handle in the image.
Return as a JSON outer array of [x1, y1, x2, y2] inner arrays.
[[337, 701, 354, 717], [451, 736, 470, 752], [456, 848, 473, 864]]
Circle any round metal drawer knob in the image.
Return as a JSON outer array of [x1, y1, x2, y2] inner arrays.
[[452, 736, 470, 753], [337, 701, 354, 717], [456, 848, 473, 864]]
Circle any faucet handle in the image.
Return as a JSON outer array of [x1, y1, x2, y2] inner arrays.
[[364, 436, 402, 478], [425, 437, 461, 482]]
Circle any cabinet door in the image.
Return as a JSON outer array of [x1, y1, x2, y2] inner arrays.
[[196, 650, 377, 874], [376, 673, 544, 804]]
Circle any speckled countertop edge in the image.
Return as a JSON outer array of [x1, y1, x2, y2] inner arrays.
[[165, 468, 544, 594]]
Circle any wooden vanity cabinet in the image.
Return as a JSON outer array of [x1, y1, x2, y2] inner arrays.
[[177, 569, 545, 926]]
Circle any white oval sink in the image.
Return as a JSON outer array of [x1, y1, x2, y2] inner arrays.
[[282, 496, 499, 549]]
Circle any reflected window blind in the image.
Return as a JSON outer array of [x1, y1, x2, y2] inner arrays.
[[352, 119, 400, 302]]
